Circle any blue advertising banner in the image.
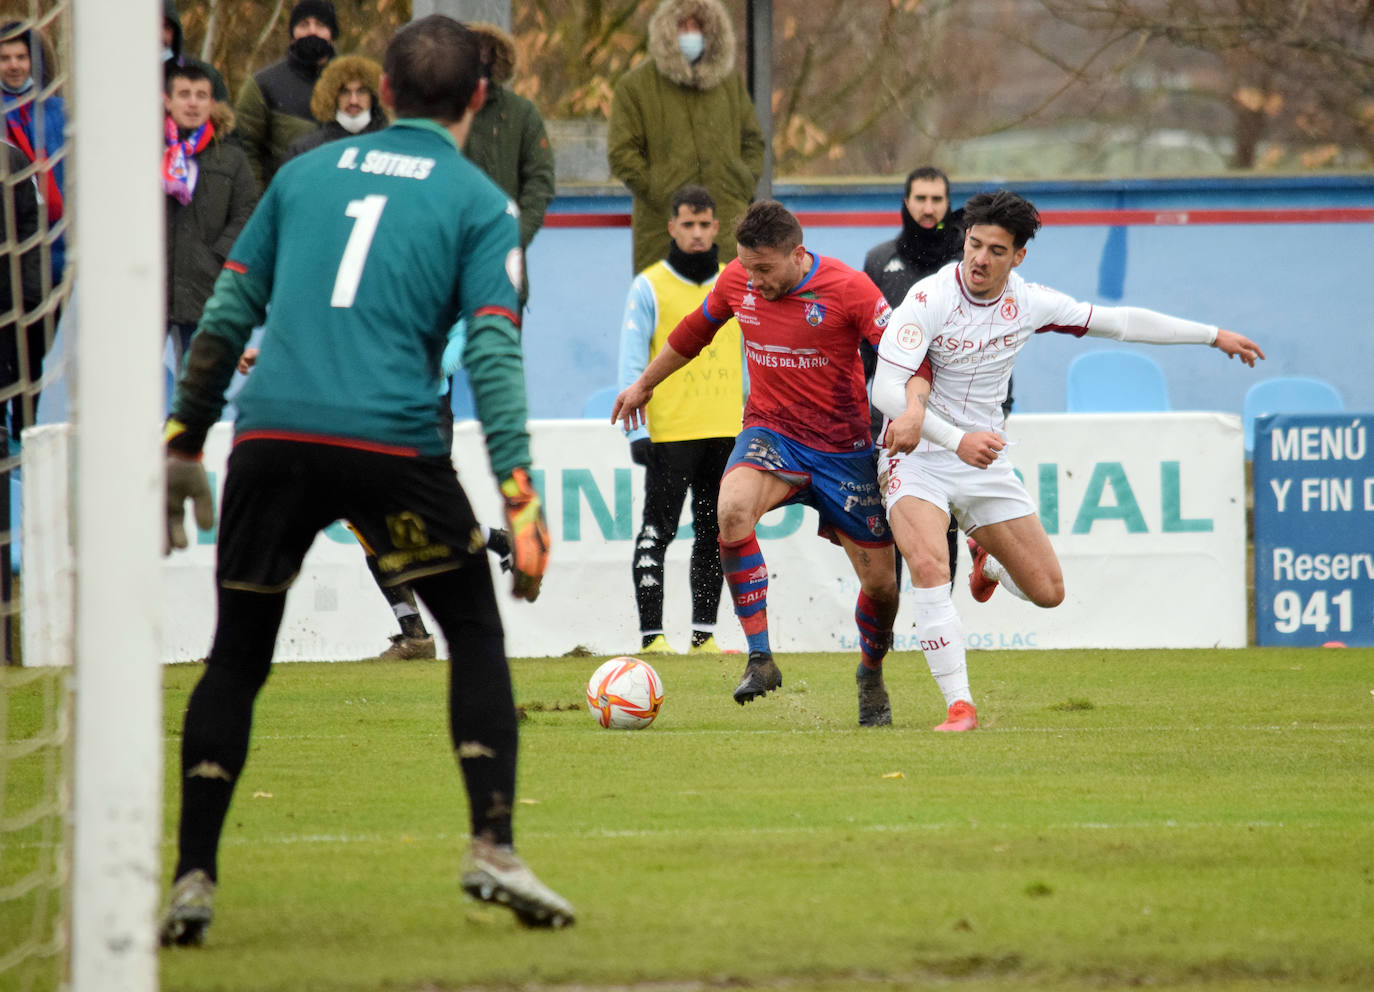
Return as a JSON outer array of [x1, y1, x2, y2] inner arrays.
[[1253, 413, 1374, 646]]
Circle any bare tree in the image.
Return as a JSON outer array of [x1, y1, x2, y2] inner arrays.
[[164, 0, 1374, 177], [1036, 0, 1374, 168]]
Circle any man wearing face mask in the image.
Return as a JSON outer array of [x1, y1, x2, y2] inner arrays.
[[234, 0, 339, 192], [285, 54, 389, 161], [609, 0, 765, 275]]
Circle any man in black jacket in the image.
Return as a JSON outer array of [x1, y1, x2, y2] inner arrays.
[[284, 54, 388, 162], [861, 166, 976, 586], [0, 134, 42, 445], [164, 63, 257, 371], [234, 0, 338, 191]]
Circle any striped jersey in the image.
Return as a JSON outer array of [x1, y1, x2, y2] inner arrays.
[[669, 254, 891, 453]]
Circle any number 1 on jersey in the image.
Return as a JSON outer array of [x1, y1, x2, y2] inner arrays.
[[331, 194, 388, 308]]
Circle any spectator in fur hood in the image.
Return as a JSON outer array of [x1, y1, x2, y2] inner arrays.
[[608, 0, 764, 275], [285, 54, 388, 161]]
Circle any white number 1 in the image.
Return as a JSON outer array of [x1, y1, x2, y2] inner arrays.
[[331, 194, 388, 308]]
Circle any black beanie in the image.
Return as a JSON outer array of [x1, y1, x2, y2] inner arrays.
[[289, 0, 338, 39]]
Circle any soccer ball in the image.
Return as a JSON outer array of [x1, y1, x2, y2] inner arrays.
[[586, 657, 665, 730]]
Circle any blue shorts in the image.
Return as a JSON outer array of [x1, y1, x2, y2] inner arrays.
[[726, 427, 893, 547]]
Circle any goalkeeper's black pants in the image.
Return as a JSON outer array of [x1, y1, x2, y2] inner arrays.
[[173, 437, 520, 883]]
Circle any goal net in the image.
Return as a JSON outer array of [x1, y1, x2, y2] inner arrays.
[[2, 1, 164, 990]]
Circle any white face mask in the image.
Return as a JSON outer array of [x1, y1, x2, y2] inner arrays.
[[677, 31, 705, 63], [335, 108, 371, 134]]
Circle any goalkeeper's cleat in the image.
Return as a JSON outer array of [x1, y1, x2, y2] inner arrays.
[[732, 650, 782, 705], [461, 837, 575, 929], [967, 536, 998, 603], [687, 635, 721, 656], [934, 700, 979, 732], [856, 666, 892, 727], [159, 869, 215, 947], [485, 527, 513, 573], [379, 634, 436, 660]]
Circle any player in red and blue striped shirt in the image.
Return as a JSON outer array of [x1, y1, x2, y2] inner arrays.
[[614, 200, 901, 726]]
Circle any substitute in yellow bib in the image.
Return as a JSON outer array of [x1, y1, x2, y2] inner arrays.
[[616, 184, 744, 656]]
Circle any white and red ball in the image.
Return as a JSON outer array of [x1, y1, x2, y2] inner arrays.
[[586, 657, 665, 730]]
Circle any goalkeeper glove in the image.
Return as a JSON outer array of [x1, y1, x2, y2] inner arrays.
[[165, 453, 215, 554], [499, 467, 550, 602]]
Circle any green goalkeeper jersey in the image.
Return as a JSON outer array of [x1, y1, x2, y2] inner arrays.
[[170, 118, 531, 475]]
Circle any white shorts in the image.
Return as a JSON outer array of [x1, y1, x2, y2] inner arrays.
[[881, 446, 1035, 533]]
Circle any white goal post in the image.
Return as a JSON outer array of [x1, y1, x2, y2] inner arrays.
[[68, 0, 164, 989]]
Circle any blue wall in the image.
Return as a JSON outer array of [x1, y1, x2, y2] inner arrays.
[[521, 175, 1374, 420]]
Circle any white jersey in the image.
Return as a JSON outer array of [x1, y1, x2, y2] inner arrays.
[[876, 261, 1092, 436]]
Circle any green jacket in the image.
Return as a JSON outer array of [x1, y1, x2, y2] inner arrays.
[[235, 54, 327, 192], [464, 85, 555, 305], [608, 0, 764, 275]]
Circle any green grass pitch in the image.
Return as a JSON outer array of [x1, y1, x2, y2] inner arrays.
[[6, 646, 1374, 991]]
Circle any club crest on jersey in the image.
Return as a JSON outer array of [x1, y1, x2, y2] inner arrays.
[[741, 291, 757, 310], [867, 514, 887, 537], [804, 302, 826, 326], [897, 322, 924, 351], [873, 299, 892, 328], [1000, 295, 1018, 320]]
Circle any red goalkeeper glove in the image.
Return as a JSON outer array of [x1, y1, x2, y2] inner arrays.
[[500, 467, 550, 602]]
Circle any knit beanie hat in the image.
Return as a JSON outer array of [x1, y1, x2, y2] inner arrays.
[[289, 0, 338, 39]]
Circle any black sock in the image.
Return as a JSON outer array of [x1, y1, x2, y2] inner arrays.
[[173, 588, 283, 882], [413, 569, 518, 846], [398, 608, 428, 640], [366, 552, 430, 639]]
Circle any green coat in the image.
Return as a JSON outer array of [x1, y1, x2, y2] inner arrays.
[[234, 56, 325, 192], [464, 85, 556, 305], [608, 1, 764, 276]]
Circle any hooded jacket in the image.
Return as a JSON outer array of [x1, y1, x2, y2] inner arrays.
[[464, 25, 554, 253], [283, 54, 389, 161], [0, 138, 41, 318], [235, 31, 333, 191], [608, 0, 764, 275], [1, 23, 67, 283], [165, 101, 258, 326], [162, 0, 229, 103], [463, 23, 555, 306]]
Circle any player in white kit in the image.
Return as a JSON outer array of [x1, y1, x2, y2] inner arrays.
[[872, 190, 1265, 731]]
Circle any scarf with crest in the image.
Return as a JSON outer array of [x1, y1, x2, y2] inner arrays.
[[162, 115, 214, 205]]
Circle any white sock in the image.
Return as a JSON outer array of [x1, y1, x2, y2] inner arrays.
[[982, 554, 1029, 601], [908, 585, 972, 706]]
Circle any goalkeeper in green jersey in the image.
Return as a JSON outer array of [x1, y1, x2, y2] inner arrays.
[[159, 16, 573, 944]]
